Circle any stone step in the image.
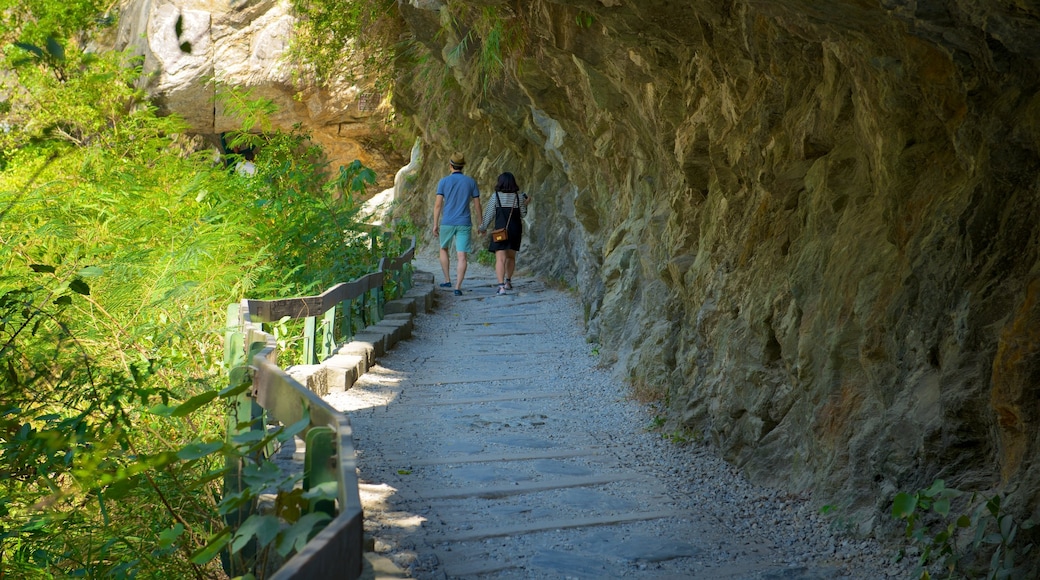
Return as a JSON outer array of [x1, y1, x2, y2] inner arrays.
[[434, 509, 689, 544]]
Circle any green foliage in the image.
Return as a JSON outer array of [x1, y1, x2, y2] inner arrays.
[[665, 428, 697, 446], [288, 0, 403, 87], [442, 3, 528, 97], [575, 9, 595, 29], [0, 30, 404, 578], [645, 415, 667, 432], [893, 479, 1035, 579], [0, 0, 109, 47], [476, 248, 495, 267], [216, 84, 393, 297], [641, 414, 697, 445], [2, 40, 243, 579], [215, 381, 335, 575]]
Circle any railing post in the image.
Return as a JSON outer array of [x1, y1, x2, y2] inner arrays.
[[303, 316, 317, 365], [321, 307, 337, 360], [358, 291, 369, 328], [341, 298, 354, 342], [403, 262, 414, 293], [304, 426, 337, 518], [222, 234, 415, 579], [369, 285, 382, 324], [375, 283, 385, 321]]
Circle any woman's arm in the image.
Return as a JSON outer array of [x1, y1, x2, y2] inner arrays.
[[480, 193, 498, 231]]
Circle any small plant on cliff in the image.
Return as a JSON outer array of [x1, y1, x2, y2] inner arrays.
[[287, 0, 404, 88], [442, 2, 527, 97], [476, 247, 495, 267], [665, 427, 699, 446], [645, 415, 667, 432], [575, 9, 594, 29], [892, 479, 1035, 579]]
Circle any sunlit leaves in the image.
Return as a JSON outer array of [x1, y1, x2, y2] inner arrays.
[[177, 441, 225, 461], [0, 0, 109, 47], [158, 523, 185, 549], [169, 390, 219, 417], [190, 528, 231, 565], [231, 514, 279, 553], [1, 12, 409, 577], [287, 0, 403, 86]]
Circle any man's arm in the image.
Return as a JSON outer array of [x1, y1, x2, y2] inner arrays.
[[433, 195, 444, 236], [472, 195, 484, 233]]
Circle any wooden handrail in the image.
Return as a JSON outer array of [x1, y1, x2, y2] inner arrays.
[[244, 274, 381, 323], [224, 233, 416, 580], [244, 235, 414, 323]]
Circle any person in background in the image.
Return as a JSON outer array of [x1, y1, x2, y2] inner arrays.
[[433, 152, 482, 296], [480, 172, 529, 294], [235, 147, 257, 177]]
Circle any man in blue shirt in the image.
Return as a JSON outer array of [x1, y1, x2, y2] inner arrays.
[[433, 152, 483, 296]]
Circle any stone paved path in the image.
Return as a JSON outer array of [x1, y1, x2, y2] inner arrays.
[[324, 255, 880, 579]]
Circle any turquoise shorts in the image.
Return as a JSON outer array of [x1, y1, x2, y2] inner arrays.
[[439, 225, 472, 253]]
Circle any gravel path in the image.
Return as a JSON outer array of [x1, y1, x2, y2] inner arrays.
[[325, 252, 913, 579]]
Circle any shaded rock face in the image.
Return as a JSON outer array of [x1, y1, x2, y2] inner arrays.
[[112, 0, 403, 185], [391, 0, 1040, 535]]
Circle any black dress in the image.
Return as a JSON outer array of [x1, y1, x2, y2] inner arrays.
[[488, 192, 522, 252]]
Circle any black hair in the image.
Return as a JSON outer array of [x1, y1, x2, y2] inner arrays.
[[495, 172, 519, 193]]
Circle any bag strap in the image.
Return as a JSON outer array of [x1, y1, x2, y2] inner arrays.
[[495, 191, 517, 230]]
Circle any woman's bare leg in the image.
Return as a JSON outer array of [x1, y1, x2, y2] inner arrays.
[[496, 250, 508, 286], [505, 250, 517, 287]]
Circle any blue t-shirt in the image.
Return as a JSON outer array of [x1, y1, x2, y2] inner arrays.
[[436, 172, 480, 226]]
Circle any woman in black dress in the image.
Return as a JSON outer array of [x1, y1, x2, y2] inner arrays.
[[479, 172, 529, 294]]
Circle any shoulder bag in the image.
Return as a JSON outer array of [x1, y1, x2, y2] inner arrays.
[[491, 192, 518, 243]]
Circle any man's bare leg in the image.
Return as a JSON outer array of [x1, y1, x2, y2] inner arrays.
[[455, 251, 468, 290], [439, 246, 451, 285]]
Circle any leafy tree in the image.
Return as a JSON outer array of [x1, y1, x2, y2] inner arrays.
[[0, 0, 109, 47], [0, 37, 248, 578], [1, 28, 406, 579]]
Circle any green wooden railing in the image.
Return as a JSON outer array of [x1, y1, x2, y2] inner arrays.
[[223, 235, 415, 579]]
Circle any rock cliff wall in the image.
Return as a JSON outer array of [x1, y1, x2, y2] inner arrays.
[[111, 0, 403, 185], [390, 0, 1040, 536]]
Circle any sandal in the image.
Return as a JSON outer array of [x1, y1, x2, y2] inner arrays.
[[504, 279, 513, 290], [497, 285, 507, 295], [439, 282, 452, 288]]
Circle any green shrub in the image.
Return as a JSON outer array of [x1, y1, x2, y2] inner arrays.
[[0, 31, 402, 577], [893, 479, 1035, 579]]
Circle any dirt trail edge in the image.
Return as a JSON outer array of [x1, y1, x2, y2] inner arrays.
[[326, 255, 908, 580]]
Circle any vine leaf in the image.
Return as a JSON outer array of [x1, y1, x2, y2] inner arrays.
[[170, 390, 219, 417], [190, 528, 230, 565], [69, 278, 90, 295], [893, 492, 917, 518]]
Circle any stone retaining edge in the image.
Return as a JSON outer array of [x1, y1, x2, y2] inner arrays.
[[287, 270, 435, 395]]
